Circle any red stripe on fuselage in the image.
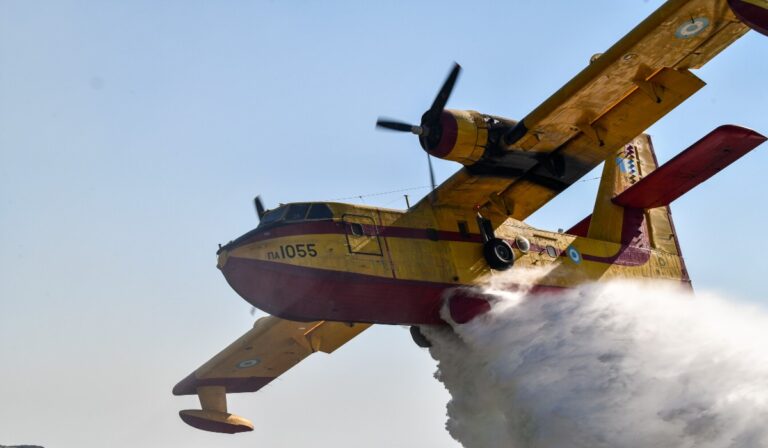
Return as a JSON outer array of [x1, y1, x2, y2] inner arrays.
[[227, 220, 483, 249], [528, 240, 651, 267], [230, 220, 652, 270], [579, 246, 651, 266]]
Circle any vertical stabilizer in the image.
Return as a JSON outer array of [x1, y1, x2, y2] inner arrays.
[[586, 134, 683, 258], [587, 135, 653, 248]]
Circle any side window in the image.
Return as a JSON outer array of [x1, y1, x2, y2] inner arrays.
[[307, 204, 334, 220], [342, 214, 382, 256], [515, 236, 531, 253], [546, 245, 558, 258], [285, 204, 310, 221], [350, 222, 364, 236]]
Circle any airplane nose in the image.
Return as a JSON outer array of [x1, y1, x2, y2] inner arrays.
[[216, 227, 262, 269], [216, 248, 230, 270]]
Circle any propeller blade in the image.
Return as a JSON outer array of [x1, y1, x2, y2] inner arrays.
[[376, 119, 421, 134], [423, 62, 461, 126], [254, 196, 266, 220]]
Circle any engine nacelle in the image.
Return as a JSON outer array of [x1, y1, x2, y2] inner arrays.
[[423, 109, 489, 165]]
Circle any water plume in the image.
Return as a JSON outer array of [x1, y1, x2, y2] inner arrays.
[[424, 270, 768, 448]]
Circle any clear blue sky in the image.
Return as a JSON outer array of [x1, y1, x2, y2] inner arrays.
[[1, 1, 766, 447]]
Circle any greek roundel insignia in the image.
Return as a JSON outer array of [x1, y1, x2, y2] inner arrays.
[[567, 246, 582, 264], [237, 359, 260, 369], [675, 17, 709, 39]]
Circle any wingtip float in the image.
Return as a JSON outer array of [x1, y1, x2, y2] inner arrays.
[[179, 408, 254, 434], [175, 0, 767, 434]]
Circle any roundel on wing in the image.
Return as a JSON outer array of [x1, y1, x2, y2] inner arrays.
[[675, 17, 710, 39], [237, 359, 260, 369]]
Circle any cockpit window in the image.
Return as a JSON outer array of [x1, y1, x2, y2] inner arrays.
[[258, 203, 334, 228], [307, 204, 333, 220], [260, 207, 285, 225], [285, 204, 310, 221]]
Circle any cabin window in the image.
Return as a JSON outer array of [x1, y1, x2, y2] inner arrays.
[[285, 204, 310, 221], [307, 203, 334, 220], [350, 222, 364, 236], [342, 214, 382, 256], [515, 236, 531, 253], [546, 245, 558, 258]]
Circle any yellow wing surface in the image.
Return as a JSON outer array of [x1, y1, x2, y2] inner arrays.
[[435, 0, 750, 219], [173, 317, 370, 433]]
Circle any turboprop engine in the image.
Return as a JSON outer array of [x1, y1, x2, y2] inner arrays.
[[421, 109, 519, 166], [421, 109, 488, 165], [376, 63, 517, 171]]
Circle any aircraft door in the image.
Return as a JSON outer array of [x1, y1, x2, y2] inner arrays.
[[342, 214, 383, 256]]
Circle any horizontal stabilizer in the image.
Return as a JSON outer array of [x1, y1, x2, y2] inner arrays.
[[613, 125, 766, 209]]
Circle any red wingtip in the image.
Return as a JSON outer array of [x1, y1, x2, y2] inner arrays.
[[729, 0, 768, 37]]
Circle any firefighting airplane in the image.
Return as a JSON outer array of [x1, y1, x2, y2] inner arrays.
[[174, 0, 768, 434]]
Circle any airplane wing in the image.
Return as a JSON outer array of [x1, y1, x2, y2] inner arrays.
[[173, 316, 370, 433], [434, 0, 751, 220]]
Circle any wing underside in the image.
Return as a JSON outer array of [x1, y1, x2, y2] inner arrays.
[[173, 317, 370, 433], [434, 0, 750, 219]]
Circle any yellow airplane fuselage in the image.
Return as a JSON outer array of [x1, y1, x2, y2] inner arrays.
[[175, 0, 768, 434], [218, 198, 688, 326]]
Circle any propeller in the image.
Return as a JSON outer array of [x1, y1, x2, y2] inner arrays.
[[375, 62, 461, 151], [252, 196, 266, 314], [376, 63, 461, 198], [376, 120, 423, 134], [254, 196, 266, 221]]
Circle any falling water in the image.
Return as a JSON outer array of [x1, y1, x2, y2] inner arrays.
[[424, 270, 768, 448]]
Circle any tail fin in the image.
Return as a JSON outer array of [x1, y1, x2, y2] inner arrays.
[[572, 125, 766, 283], [572, 134, 690, 282], [586, 133, 658, 249]]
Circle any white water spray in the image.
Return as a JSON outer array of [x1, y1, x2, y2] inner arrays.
[[424, 270, 768, 448]]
